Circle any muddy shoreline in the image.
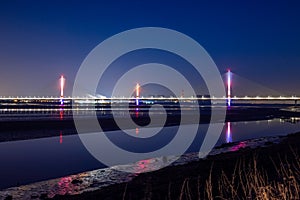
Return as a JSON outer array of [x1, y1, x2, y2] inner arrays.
[[52, 132, 300, 200]]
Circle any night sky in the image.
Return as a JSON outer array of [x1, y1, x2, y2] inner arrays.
[[0, 0, 300, 96]]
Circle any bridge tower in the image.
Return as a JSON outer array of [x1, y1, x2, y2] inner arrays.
[[60, 75, 65, 105], [135, 83, 140, 106], [227, 69, 232, 107]]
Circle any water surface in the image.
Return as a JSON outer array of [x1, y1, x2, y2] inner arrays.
[[0, 118, 299, 189]]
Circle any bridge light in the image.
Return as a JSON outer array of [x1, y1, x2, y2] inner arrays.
[[227, 69, 232, 106], [60, 75, 65, 98], [137, 83, 140, 97]]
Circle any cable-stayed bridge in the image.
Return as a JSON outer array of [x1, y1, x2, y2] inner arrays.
[[0, 71, 299, 105]]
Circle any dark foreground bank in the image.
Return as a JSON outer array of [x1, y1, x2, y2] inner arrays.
[[1, 131, 299, 200], [52, 133, 300, 200]]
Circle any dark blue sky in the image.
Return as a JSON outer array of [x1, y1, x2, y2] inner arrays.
[[0, 0, 300, 96]]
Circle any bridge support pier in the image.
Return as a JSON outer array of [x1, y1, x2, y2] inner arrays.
[[295, 100, 298, 107]]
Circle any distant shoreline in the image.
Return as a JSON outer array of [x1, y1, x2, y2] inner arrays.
[[0, 106, 299, 143]]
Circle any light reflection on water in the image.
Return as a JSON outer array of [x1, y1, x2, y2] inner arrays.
[[0, 118, 300, 189], [226, 122, 232, 143], [59, 131, 63, 144]]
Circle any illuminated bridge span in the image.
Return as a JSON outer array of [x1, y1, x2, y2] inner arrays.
[[0, 72, 299, 103], [0, 96, 300, 101]]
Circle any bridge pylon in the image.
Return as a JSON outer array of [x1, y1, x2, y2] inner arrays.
[[60, 75, 65, 105]]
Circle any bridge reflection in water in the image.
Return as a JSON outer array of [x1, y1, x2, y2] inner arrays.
[[226, 122, 232, 143]]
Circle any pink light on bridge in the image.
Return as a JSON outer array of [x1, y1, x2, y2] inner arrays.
[[227, 69, 232, 107], [135, 83, 140, 106], [136, 83, 140, 98], [60, 75, 65, 105], [60, 75, 65, 98]]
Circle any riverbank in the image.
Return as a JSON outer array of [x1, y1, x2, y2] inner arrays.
[[1, 131, 299, 199], [54, 132, 300, 200]]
